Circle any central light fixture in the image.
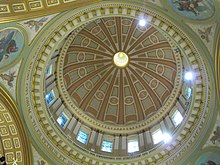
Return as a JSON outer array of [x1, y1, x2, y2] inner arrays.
[[113, 52, 129, 68]]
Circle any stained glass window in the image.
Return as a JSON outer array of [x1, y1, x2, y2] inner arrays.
[[76, 130, 88, 144], [57, 112, 69, 128], [101, 140, 113, 153]]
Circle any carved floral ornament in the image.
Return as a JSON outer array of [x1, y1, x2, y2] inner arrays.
[[24, 2, 210, 165]]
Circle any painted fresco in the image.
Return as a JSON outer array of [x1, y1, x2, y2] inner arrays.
[[168, 0, 214, 20], [198, 26, 212, 43], [196, 152, 220, 165], [19, 14, 58, 44], [0, 29, 24, 68], [210, 126, 220, 144], [204, 116, 220, 148], [185, 22, 217, 54], [0, 71, 16, 87], [32, 146, 49, 165], [24, 17, 48, 32], [0, 60, 21, 100]]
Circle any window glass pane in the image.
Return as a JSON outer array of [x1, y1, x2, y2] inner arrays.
[[185, 87, 192, 99], [76, 130, 88, 144], [172, 110, 183, 127], [57, 112, 69, 128], [127, 139, 139, 153], [152, 129, 163, 144], [101, 140, 113, 153], [45, 90, 55, 105], [46, 64, 52, 77]]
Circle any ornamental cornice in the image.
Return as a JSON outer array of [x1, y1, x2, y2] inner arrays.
[[0, 0, 100, 23]]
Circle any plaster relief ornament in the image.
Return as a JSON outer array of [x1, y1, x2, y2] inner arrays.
[[0, 71, 16, 87], [210, 126, 220, 144], [198, 26, 212, 43], [24, 17, 48, 32], [169, 0, 214, 19], [19, 14, 58, 44]]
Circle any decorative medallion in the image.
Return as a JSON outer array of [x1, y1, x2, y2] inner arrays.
[[0, 29, 24, 69], [168, 0, 215, 20]]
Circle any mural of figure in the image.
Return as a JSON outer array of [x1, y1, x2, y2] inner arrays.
[[0, 29, 24, 68], [201, 160, 220, 165], [0, 31, 18, 62], [169, 0, 214, 19], [210, 126, 220, 144], [176, 0, 201, 15], [197, 152, 220, 165], [24, 17, 48, 32]]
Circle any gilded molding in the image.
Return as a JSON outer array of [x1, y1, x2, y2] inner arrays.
[[0, 0, 101, 23], [215, 31, 220, 107], [0, 86, 32, 165]]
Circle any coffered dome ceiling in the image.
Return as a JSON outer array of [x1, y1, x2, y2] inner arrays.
[[60, 16, 179, 125], [20, 2, 212, 165]]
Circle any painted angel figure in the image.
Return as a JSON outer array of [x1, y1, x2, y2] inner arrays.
[[0, 31, 18, 62], [175, 0, 203, 15], [201, 160, 220, 165]]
